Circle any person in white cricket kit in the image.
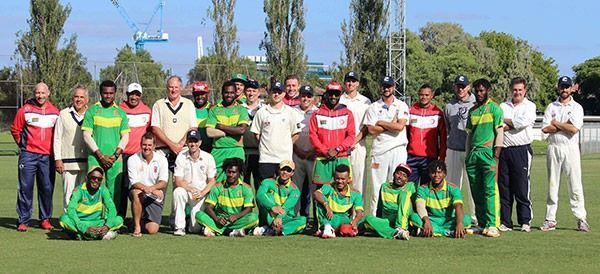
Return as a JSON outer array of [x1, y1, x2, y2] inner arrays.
[[339, 71, 371, 197], [54, 84, 89, 212], [540, 76, 589, 232], [364, 76, 410, 215], [172, 129, 217, 236]]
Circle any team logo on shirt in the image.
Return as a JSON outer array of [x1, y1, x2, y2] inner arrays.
[[263, 121, 271, 128], [319, 120, 327, 125], [154, 166, 158, 173]]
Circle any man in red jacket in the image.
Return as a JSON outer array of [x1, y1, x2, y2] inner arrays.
[[407, 84, 447, 185], [309, 81, 355, 186], [11, 82, 60, 232]]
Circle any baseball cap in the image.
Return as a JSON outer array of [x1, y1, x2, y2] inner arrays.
[[186, 129, 200, 142], [88, 166, 105, 176], [344, 71, 359, 82], [395, 163, 412, 176], [454, 75, 469, 86], [299, 85, 313, 96], [279, 159, 295, 170], [325, 81, 343, 92], [558, 76, 572, 87], [270, 81, 284, 92], [192, 81, 209, 93], [380, 76, 395, 87], [231, 73, 247, 83], [127, 83, 143, 94], [246, 79, 260, 89]]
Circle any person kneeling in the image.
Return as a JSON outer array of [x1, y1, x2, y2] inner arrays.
[[313, 164, 364, 238], [364, 163, 417, 240], [195, 158, 258, 236], [254, 160, 307, 236], [412, 160, 471, 238], [59, 167, 123, 240]]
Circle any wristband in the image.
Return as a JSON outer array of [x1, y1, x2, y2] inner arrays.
[[113, 151, 121, 159]]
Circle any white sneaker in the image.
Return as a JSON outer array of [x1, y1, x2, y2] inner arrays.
[[173, 228, 186, 236], [321, 224, 336, 239], [253, 226, 268, 236], [521, 224, 531, 232], [229, 229, 246, 237], [540, 220, 557, 232], [484, 227, 501, 238], [102, 231, 118, 240], [578, 219, 590, 232], [203, 227, 215, 237], [393, 228, 410, 240], [498, 224, 512, 232]]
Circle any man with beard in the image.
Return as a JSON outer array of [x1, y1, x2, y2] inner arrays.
[[465, 78, 504, 238], [364, 76, 410, 215], [191, 81, 213, 152], [540, 76, 589, 232], [206, 81, 250, 182], [82, 80, 130, 219]]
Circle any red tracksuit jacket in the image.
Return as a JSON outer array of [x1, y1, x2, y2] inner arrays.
[[11, 98, 60, 155], [309, 104, 355, 158], [407, 103, 447, 160]]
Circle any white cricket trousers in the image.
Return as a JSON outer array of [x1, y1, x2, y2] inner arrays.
[[61, 170, 86, 212], [370, 145, 407, 215], [173, 187, 205, 232], [445, 149, 476, 219], [545, 143, 587, 222], [350, 141, 367, 196]]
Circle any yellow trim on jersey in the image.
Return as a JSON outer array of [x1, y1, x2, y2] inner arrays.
[[381, 192, 398, 204], [93, 116, 123, 128], [218, 196, 244, 208], [327, 197, 353, 213], [426, 197, 451, 209], [273, 193, 288, 205], [76, 202, 103, 214]]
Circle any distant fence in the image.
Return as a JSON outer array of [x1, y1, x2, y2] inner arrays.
[[533, 116, 600, 155]]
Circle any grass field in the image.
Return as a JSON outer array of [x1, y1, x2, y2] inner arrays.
[[0, 134, 599, 273]]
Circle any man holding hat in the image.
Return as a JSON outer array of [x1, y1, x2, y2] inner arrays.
[[339, 71, 371, 197], [444, 75, 477, 225], [128, 132, 169, 236], [59, 166, 124, 240], [119, 82, 152, 217], [364, 76, 410, 216], [540, 76, 589, 232], [254, 160, 306, 236], [293, 85, 319, 218], [309, 81, 355, 186], [172, 129, 217, 236], [231, 73, 247, 104], [251, 80, 301, 184], [191, 81, 213, 152], [363, 163, 416, 240], [242, 79, 265, 187]]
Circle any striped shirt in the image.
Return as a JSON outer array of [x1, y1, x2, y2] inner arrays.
[[206, 103, 249, 148], [67, 183, 117, 232], [256, 178, 300, 217], [318, 184, 364, 215], [82, 102, 130, 155], [466, 99, 503, 149], [205, 181, 254, 217], [377, 182, 416, 218], [416, 180, 462, 220], [119, 101, 151, 154]]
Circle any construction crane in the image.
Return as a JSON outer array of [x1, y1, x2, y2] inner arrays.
[[110, 0, 169, 51], [387, 0, 407, 101]]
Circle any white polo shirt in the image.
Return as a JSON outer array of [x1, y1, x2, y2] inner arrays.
[[364, 97, 410, 156], [339, 93, 371, 136], [174, 150, 217, 190], [250, 104, 301, 163], [500, 98, 537, 147], [127, 152, 169, 189], [542, 96, 584, 146], [295, 105, 319, 152]]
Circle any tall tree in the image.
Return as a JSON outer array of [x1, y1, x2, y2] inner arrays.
[[100, 45, 167, 105], [260, 0, 307, 81], [337, 0, 387, 99], [15, 0, 92, 108], [206, 0, 241, 86], [573, 56, 600, 115]]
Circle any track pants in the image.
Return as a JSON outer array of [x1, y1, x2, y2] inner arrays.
[[364, 190, 415, 238], [60, 170, 86, 212], [292, 153, 315, 217], [407, 155, 433, 185], [89, 154, 123, 217], [545, 143, 587, 222], [195, 211, 258, 235], [498, 144, 533, 227], [370, 145, 407, 215], [16, 151, 55, 225], [446, 149, 476, 221], [411, 213, 472, 236], [258, 205, 307, 236], [466, 147, 499, 228], [244, 152, 261, 190], [59, 214, 123, 238]]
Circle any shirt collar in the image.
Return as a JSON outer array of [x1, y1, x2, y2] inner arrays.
[[335, 184, 352, 197], [275, 177, 292, 188], [554, 96, 575, 106], [429, 179, 448, 191]]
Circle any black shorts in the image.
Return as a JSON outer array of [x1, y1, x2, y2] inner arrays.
[[142, 195, 164, 224]]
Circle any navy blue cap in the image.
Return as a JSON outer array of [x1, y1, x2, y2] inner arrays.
[[246, 79, 260, 89], [186, 129, 200, 142], [270, 81, 284, 91], [344, 71, 359, 81], [299, 85, 313, 95], [454, 75, 469, 85], [380, 76, 395, 86], [558, 76, 572, 87]]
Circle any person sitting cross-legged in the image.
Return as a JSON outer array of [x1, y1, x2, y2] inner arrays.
[[195, 158, 258, 237], [59, 167, 123, 240], [254, 160, 307, 236]]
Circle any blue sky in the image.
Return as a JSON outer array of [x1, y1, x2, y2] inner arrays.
[[1, 0, 598, 80]]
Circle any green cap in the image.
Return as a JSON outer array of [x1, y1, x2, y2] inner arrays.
[[231, 73, 247, 83]]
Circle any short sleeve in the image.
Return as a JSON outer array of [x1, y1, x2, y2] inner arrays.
[[450, 185, 463, 205], [150, 101, 161, 127], [570, 104, 584, 130], [353, 193, 364, 211], [542, 104, 552, 128], [206, 154, 217, 179], [205, 186, 219, 206], [465, 109, 473, 133], [415, 185, 427, 203], [127, 155, 140, 187], [173, 154, 186, 178], [119, 109, 130, 134], [249, 109, 261, 134], [363, 105, 377, 126], [205, 107, 217, 128], [396, 101, 410, 120], [493, 104, 504, 128], [237, 106, 250, 125], [81, 105, 94, 131], [318, 184, 333, 197], [158, 156, 169, 182], [243, 185, 254, 208]]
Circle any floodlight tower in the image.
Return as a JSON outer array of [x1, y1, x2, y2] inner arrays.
[[386, 0, 407, 101]]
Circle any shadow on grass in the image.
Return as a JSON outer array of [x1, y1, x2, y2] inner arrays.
[[0, 217, 18, 230]]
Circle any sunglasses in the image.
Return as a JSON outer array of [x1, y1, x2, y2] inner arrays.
[[280, 167, 294, 173], [90, 175, 103, 181]]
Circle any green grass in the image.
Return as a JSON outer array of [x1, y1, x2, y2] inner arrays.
[[0, 136, 599, 273]]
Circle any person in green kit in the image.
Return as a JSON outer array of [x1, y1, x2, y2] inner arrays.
[[231, 73, 248, 104], [191, 81, 213, 152], [254, 160, 307, 236], [206, 81, 249, 182], [465, 78, 504, 238], [313, 164, 364, 238], [59, 167, 123, 240], [363, 163, 416, 240], [412, 160, 471, 238], [196, 158, 258, 237], [82, 80, 130, 218]]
